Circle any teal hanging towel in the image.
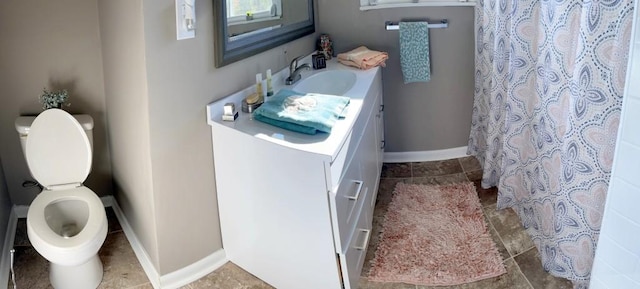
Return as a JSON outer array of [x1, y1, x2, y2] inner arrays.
[[399, 22, 431, 83]]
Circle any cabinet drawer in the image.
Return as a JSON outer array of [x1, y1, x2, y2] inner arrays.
[[338, 196, 372, 289], [331, 158, 366, 252]]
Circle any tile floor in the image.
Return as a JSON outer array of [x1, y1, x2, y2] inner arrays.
[[8, 157, 574, 289]]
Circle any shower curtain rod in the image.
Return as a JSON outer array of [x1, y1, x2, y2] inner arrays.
[[385, 20, 449, 30]]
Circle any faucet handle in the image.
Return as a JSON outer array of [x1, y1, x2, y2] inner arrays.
[[290, 55, 305, 71], [292, 55, 305, 63]]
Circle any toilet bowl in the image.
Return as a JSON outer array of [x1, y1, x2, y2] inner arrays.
[[21, 109, 107, 289]]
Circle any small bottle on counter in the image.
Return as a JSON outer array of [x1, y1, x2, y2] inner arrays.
[[256, 73, 264, 103], [266, 69, 274, 97]]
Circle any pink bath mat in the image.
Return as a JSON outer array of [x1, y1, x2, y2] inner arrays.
[[368, 182, 506, 286]]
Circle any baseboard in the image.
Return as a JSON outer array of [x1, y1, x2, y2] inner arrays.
[[159, 249, 227, 289], [13, 206, 28, 219], [0, 206, 19, 288], [102, 195, 162, 288], [100, 195, 114, 207], [383, 146, 469, 163], [102, 196, 228, 289]]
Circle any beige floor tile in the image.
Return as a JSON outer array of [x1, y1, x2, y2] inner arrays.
[[466, 170, 483, 182], [359, 277, 416, 289], [412, 173, 469, 185], [416, 259, 531, 289], [374, 178, 411, 213], [98, 231, 149, 289], [514, 248, 573, 289], [128, 283, 154, 289], [459, 156, 482, 172], [484, 205, 535, 257], [381, 163, 412, 178], [180, 262, 273, 289], [105, 206, 123, 234], [13, 219, 29, 247], [412, 159, 463, 177], [485, 214, 511, 261], [474, 181, 498, 207], [8, 246, 51, 289]]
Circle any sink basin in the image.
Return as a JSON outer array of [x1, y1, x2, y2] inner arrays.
[[294, 70, 357, 95]]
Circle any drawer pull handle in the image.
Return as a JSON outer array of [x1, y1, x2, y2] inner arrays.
[[347, 180, 364, 201], [380, 140, 386, 150], [354, 229, 371, 251]]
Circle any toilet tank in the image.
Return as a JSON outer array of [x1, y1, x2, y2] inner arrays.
[[15, 114, 94, 160]]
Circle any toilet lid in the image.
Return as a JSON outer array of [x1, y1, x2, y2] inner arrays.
[[26, 109, 92, 188]]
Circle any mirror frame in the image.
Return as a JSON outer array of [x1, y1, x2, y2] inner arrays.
[[213, 0, 315, 67]]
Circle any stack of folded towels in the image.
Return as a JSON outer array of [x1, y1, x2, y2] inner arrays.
[[337, 46, 388, 70], [253, 89, 350, 135]]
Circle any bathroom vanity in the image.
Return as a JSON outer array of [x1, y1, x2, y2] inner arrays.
[[206, 59, 384, 289]]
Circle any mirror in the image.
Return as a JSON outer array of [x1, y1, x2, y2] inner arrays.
[[214, 0, 315, 67]]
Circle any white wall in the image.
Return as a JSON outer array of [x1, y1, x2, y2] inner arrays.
[[590, 2, 640, 288]]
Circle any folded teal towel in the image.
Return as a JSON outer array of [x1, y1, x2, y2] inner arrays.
[[253, 114, 318, 135], [400, 22, 431, 83], [253, 89, 350, 135]]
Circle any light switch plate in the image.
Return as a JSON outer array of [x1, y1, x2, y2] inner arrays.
[[176, 0, 195, 40]]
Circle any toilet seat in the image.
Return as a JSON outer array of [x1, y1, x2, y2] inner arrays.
[[27, 187, 107, 267], [28, 187, 106, 248], [25, 109, 92, 190]]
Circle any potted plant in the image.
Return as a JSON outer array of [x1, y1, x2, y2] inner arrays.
[[39, 88, 69, 110], [246, 11, 253, 21]]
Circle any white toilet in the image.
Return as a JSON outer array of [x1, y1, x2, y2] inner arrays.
[[15, 109, 108, 289]]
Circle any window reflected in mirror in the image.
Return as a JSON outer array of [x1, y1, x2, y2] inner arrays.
[[214, 0, 314, 67], [226, 0, 282, 24]]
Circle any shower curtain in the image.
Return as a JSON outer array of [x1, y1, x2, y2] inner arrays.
[[469, 0, 634, 286]]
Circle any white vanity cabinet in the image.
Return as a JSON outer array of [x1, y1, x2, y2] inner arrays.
[[207, 63, 384, 289]]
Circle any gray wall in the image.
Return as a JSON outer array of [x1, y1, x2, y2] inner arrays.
[[98, 0, 160, 270], [0, 157, 12, 258], [317, 2, 475, 152], [99, 0, 316, 275], [0, 0, 113, 205]]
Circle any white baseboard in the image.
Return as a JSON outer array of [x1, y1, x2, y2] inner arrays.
[[13, 206, 28, 219], [101, 196, 228, 289], [159, 249, 227, 289], [0, 206, 19, 288], [383, 146, 469, 163], [102, 195, 162, 288]]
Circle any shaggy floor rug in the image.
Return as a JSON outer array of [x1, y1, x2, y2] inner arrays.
[[368, 182, 506, 286]]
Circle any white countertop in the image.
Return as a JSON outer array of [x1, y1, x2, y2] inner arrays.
[[207, 58, 380, 162]]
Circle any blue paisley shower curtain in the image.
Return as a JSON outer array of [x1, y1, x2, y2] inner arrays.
[[468, 0, 634, 286]]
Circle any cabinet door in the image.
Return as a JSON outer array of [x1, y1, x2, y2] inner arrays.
[[359, 105, 380, 215], [331, 155, 365, 252], [338, 187, 373, 289], [375, 92, 385, 171], [370, 92, 385, 210]]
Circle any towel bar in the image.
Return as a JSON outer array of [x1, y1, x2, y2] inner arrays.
[[385, 20, 448, 30]]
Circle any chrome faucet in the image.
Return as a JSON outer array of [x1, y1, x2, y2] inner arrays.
[[285, 56, 311, 85]]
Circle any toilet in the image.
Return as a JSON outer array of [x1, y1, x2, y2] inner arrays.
[[15, 109, 107, 289]]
